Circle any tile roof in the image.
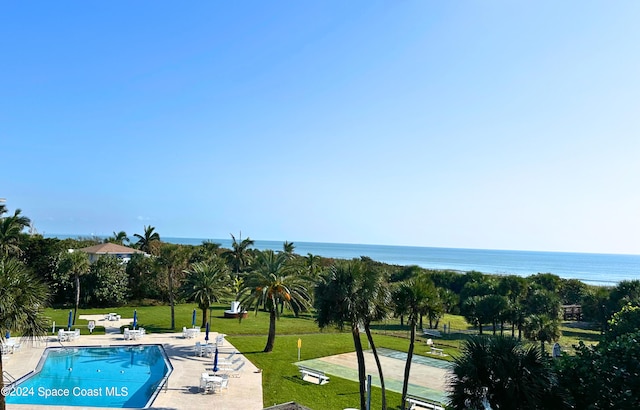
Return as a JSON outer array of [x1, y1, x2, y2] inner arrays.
[[78, 243, 145, 255]]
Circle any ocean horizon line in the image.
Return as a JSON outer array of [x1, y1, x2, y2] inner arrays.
[[44, 233, 639, 258]]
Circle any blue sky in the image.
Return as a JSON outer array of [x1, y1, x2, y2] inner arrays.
[[2, 2, 639, 255]]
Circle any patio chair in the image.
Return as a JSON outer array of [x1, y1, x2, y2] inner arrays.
[[195, 342, 203, 357], [217, 376, 229, 393], [199, 372, 210, 392]]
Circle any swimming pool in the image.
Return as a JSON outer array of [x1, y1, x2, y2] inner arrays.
[[6, 345, 173, 408]]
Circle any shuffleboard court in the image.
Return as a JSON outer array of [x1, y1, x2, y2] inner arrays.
[[295, 348, 452, 404]]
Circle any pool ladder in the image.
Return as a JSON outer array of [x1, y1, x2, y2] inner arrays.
[[3, 370, 16, 392]]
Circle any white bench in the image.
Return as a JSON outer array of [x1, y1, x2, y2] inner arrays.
[[406, 396, 445, 410], [298, 366, 329, 385], [429, 346, 445, 356]]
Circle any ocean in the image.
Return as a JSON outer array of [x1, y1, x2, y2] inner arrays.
[[51, 235, 640, 286], [162, 237, 639, 287]]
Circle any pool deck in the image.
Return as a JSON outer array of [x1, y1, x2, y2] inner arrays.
[[2, 315, 263, 410]]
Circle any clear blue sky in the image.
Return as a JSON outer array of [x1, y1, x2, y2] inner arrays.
[[2, 2, 639, 255]]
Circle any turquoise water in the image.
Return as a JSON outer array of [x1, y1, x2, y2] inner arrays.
[[49, 234, 640, 285], [6, 345, 172, 408]]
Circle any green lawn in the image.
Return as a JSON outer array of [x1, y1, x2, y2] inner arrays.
[[41, 304, 602, 409]]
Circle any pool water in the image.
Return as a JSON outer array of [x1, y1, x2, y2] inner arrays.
[[6, 345, 172, 408]]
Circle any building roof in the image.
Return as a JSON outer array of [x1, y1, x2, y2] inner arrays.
[[78, 243, 145, 255]]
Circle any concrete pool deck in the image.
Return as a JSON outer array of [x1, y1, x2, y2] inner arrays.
[[2, 315, 263, 410]]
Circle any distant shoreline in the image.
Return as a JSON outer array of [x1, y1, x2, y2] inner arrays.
[[45, 234, 640, 286]]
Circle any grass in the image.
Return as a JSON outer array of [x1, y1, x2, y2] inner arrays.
[[40, 304, 603, 409]]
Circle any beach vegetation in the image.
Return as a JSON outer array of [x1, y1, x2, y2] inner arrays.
[[56, 249, 90, 325], [449, 335, 567, 410], [0, 208, 30, 258], [133, 225, 161, 255], [83, 255, 129, 307], [0, 258, 50, 410], [106, 230, 130, 245], [392, 276, 439, 409], [315, 260, 377, 410], [182, 257, 231, 327], [222, 232, 255, 277], [239, 250, 312, 352]]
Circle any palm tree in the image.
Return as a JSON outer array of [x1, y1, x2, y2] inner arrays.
[[156, 243, 191, 330], [282, 241, 295, 257], [239, 250, 311, 352], [449, 335, 559, 410], [0, 258, 49, 410], [524, 314, 562, 354], [359, 262, 392, 410], [57, 250, 90, 325], [0, 209, 31, 258], [393, 278, 438, 409], [107, 231, 129, 245], [222, 233, 255, 277], [183, 258, 231, 327], [304, 253, 322, 279], [134, 225, 160, 254], [314, 261, 376, 410]]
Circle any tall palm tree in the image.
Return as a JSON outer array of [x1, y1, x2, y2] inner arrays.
[[57, 250, 90, 325], [449, 335, 560, 410], [0, 258, 49, 410], [315, 260, 381, 410], [359, 262, 392, 410], [393, 278, 438, 409], [156, 243, 190, 330], [0, 209, 31, 258], [134, 225, 160, 255], [239, 250, 311, 352], [183, 258, 231, 327], [222, 233, 255, 277]]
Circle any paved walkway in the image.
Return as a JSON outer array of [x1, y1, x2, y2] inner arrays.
[[2, 315, 263, 410]]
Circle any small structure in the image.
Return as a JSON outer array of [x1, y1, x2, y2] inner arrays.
[[75, 243, 147, 263], [224, 301, 248, 319], [561, 305, 582, 321]]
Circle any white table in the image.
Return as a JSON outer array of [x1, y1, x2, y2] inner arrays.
[[59, 330, 78, 341], [124, 329, 143, 340], [185, 328, 200, 338], [200, 374, 224, 393]]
